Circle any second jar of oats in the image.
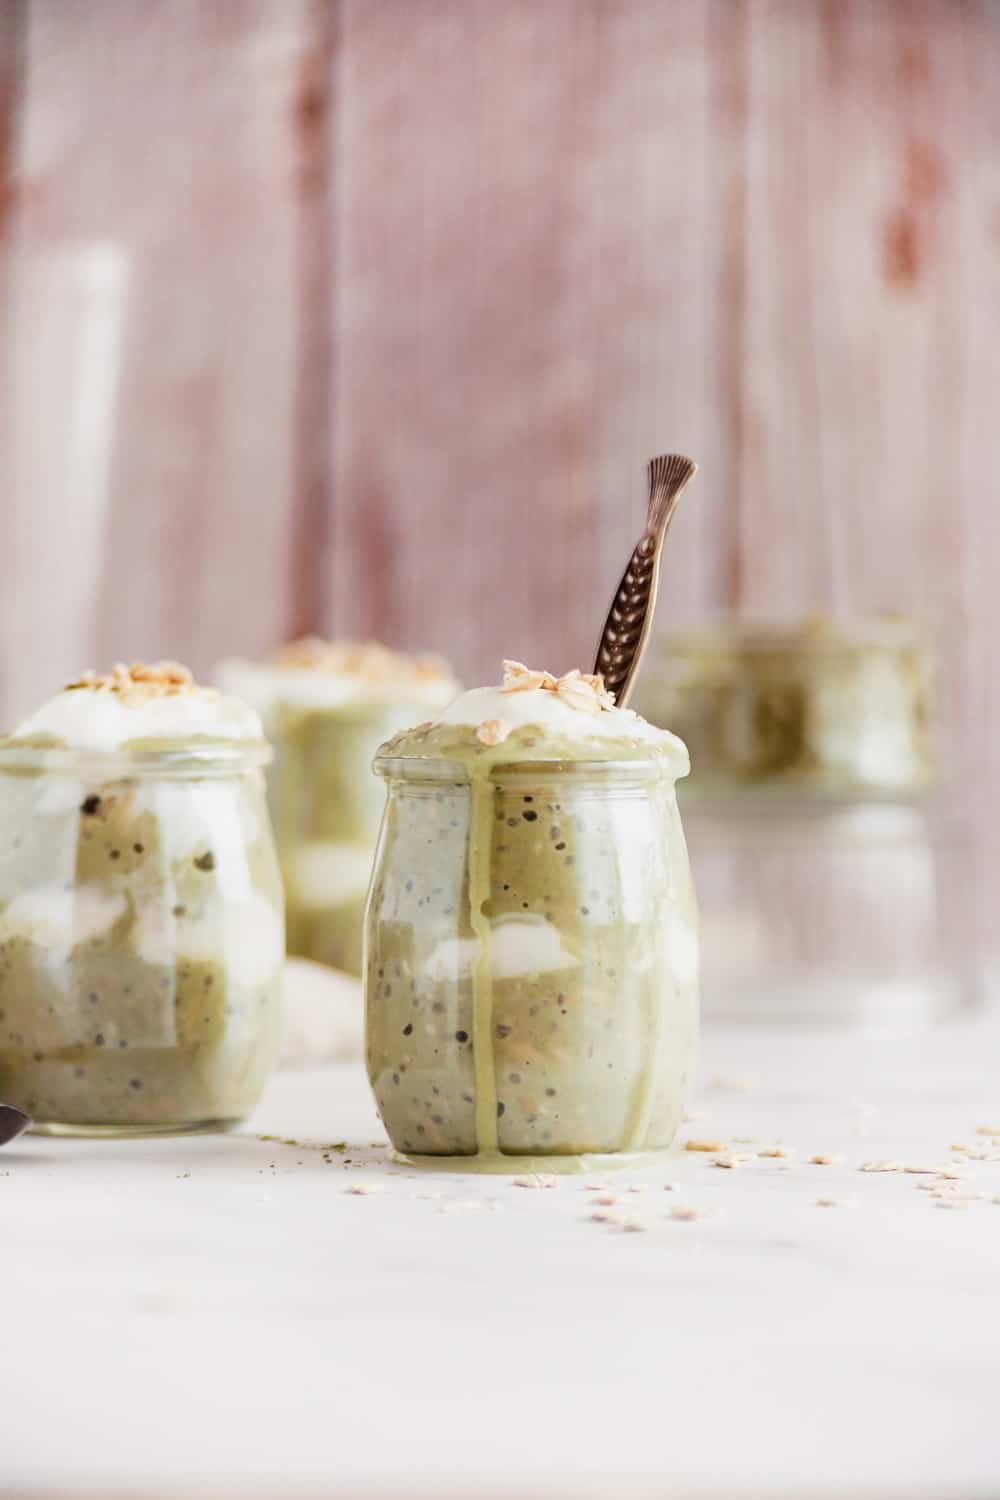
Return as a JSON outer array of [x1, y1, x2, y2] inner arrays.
[[218, 640, 458, 976]]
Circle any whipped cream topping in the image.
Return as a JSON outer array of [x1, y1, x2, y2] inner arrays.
[[217, 638, 459, 712], [436, 661, 684, 752], [6, 662, 263, 751]]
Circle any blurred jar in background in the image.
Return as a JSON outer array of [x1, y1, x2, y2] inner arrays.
[[635, 617, 977, 1033], [218, 641, 458, 977]]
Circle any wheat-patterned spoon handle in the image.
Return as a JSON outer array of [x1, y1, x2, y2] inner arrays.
[[593, 453, 697, 708]]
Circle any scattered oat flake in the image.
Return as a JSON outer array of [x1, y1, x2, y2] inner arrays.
[[903, 1163, 947, 1175], [662, 1182, 679, 1192], [816, 1196, 853, 1208], [975, 1125, 1000, 1137], [590, 1209, 624, 1225], [592, 1193, 620, 1206], [476, 719, 512, 747], [512, 1173, 558, 1189], [713, 1153, 753, 1169], [685, 1139, 725, 1153], [346, 1182, 383, 1195], [709, 1074, 756, 1093], [810, 1154, 843, 1166], [627, 1183, 650, 1193], [859, 1160, 902, 1173], [670, 1205, 702, 1221], [759, 1146, 791, 1158], [621, 1217, 648, 1233]]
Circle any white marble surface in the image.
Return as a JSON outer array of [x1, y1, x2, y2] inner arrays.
[[4, 1017, 1000, 1500]]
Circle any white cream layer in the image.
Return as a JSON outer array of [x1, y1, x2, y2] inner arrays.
[[216, 660, 459, 715], [8, 687, 263, 752], [421, 914, 580, 983], [0, 883, 283, 991], [437, 684, 688, 756]]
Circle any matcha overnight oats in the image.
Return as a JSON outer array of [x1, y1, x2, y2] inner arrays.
[[0, 662, 284, 1135], [218, 640, 457, 975], [365, 661, 698, 1170]]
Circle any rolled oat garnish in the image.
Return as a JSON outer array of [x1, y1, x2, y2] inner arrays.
[[859, 1160, 903, 1173], [476, 718, 513, 746], [270, 637, 452, 684], [65, 660, 200, 700], [758, 1146, 791, 1159], [501, 660, 557, 693], [684, 1139, 725, 1154], [670, 1204, 702, 1221], [809, 1153, 843, 1166], [512, 1173, 558, 1189], [498, 660, 615, 714]]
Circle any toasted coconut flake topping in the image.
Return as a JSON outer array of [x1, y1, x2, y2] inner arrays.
[[269, 637, 452, 684], [65, 661, 205, 701], [499, 660, 616, 715]]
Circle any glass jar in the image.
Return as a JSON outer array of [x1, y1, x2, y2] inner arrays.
[[635, 618, 977, 1030], [686, 796, 976, 1032], [365, 754, 698, 1169], [268, 700, 429, 976], [0, 741, 284, 1135], [634, 616, 936, 796], [217, 654, 459, 977]]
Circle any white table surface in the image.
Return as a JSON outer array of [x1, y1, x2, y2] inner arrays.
[[4, 1016, 1000, 1500]]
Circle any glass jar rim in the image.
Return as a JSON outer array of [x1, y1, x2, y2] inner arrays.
[[373, 752, 682, 785], [0, 739, 272, 779]]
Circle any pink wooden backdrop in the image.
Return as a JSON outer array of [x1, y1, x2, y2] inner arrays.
[[1, 0, 999, 945]]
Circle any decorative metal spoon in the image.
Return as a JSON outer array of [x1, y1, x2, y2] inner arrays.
[[593, 453, 697, 708], [0, 1103, 31, 1146]]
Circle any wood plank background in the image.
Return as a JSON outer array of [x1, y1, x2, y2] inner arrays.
[[1, 0, 998, 956]]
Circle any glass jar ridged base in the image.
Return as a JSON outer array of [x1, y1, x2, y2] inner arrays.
[[29, 1116, 243, 1139], [388, 1145, 680, 1175]]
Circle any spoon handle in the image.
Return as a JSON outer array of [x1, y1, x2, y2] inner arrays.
[[593, 453, 697, 708]]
